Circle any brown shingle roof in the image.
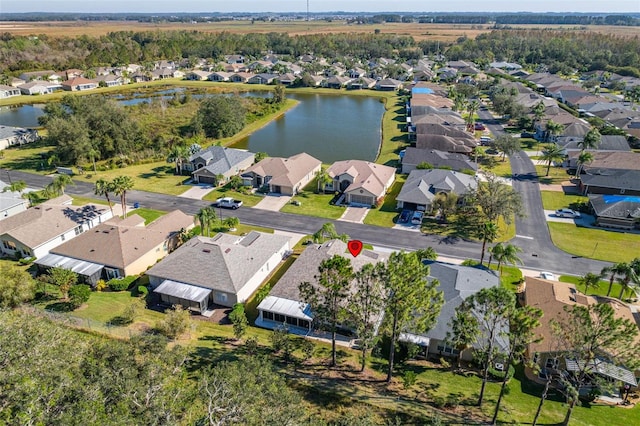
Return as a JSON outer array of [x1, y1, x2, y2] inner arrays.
[[243, 152, 321, 188], [327, 160, 396, 198], [50, 210, 193, 269]]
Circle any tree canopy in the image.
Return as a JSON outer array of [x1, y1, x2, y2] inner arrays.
[[193, 95, 247, 139]]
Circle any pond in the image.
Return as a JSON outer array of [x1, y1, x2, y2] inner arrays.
[[0, 91, 385, 163]]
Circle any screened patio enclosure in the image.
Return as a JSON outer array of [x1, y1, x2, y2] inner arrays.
[[153, 280, 211, 313]]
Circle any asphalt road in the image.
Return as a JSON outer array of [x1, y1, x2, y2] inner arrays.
[[478, 109, 608, 275]]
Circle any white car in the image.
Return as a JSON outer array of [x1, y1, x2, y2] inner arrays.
[[539, 272, 557, 281], [555, 208, 581, 219], [411, 211, 424, 225]]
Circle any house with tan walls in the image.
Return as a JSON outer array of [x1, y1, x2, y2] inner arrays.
[[35, 210, 193, 286]]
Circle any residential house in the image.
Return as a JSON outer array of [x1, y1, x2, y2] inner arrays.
[[275, 73, 297, 86], [256, 239, 388, 333], [562, 135, 630, 170], [415, 134, 476, 154], [396, 169, 477, 212], [588, 194, 640, 230], [19, 70, 62, 83], [8, 77, 25, 87], [151, 69, 175, 80], [61, 77, 98, 92], [36, 210, 193, 285], [521, 277, 638, 388], [241, 152, 321, 195], [18, 81, 55, 95], [208, 71, 233, 82], [400, 261, 502, 360], [64, 69, 84, 79], [580, 169, 640, 197], [0, 85, 21, 99], [376, 78, 403, 91], [248, 73, 276, 85], [325, 160, 396, 206], [186, 70, 211, 81], [401, 148, 477, 174], [229, 72, 253, 83], [93, 74, 124, 87], [324, 75, 352, 89], [0, 197, 112, 260], [225, 55, 245, 64], [0, 126, 38, 150], [148, 231, 291, 311], [0, 180, 32, 220], [185, 146, 255, 185]]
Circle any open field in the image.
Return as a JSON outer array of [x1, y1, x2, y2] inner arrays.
[[2, 21, 637, 42], [548, 222, 640, 263]]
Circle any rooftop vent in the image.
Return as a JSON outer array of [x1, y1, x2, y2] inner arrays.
[[225, 248, 231, 254], [202, 249, 210, 253]]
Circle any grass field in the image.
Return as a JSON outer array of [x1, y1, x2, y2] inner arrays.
[[548, 222, 640, 263], [126, 207, 166, 225], [363, 175, 406, 227], [559, 275, 636, 300], [201, 186, 263, 207], [540, 190, 588, 210]]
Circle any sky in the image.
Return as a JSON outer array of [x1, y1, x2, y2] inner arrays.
[[1, 0, 638, 14]]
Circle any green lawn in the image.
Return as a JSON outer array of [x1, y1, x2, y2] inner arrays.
[[201, 185, 263, 207], [363, 175, 406, 227], [548, 222, 640, 263], [535, 164, 573, 185], [126, 207, 166, 225], [280, 179, 345, 219], [480, 152, 513, 178], [559, 275, 636, 300], [71, 195, 108, 206], [420, 213, 515, 243], [378, 94, 407, 167], [540, 190, 588, 211]]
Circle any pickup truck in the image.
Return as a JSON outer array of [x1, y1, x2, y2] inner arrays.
[[213, 197, 243, 209]]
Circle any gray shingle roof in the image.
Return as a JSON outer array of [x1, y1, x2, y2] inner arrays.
[[402, 148, 477, 172], [589, 194, 640, 219], [396, 169, 477, 205], [190, 146, 255, 176], [146, 231, 290, 294], [581, 169, 640, 192]]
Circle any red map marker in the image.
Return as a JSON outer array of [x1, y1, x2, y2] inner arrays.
[[347, 240, 363, 257]]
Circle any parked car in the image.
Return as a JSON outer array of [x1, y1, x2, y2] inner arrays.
[[411, 211, 424, 225], [213, 197, 243, 209], [555, 208, 581, 219], [474, 123, 486, 131], [539, 272, 557, 281], [399, 209, 412, 224], [480, 136, 493, 146]]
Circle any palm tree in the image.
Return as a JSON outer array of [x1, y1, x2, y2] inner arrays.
[[575, 151, 594, 177], [94, 178, 115, 216], [540, 144, 565, 176], [488, 242, 504, 269], [478, 221, 499, 266], [316, 167, 333, 193], [195, 207, 216, 237], [578, 272, 602, 295], [617, 264, 638, 300], [493, 243, 523, 274], [532, 100, 546, 130], [88, 148, 100, 173], [46, 174, 74, 197], [601, 263, 627, 297], [167, 145, 190, 175], [466, 99, 480, 132], [544, 120, 564, 142], [5, 180, 27, 195], [112, 175, 134, 217], [579, 128, 601, 151]]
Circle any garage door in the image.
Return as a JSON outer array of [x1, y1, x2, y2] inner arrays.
[[349, 194, 373, 206], [198, 176, 216, 185]]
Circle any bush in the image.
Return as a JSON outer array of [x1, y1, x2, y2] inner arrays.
[[18, 256, 35, 265], [157, 305, 190, 340], [137, 285, 149, 297], [68, 284, 91, 309], [432, 396, 446, 409], [107, 276, 137, 292], [95, 279, 107, 291], [489, 363, 515, 381]]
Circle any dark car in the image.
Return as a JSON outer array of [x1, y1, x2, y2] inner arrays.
[[399, 209, 412, 223], [474, 123, 486, 131]]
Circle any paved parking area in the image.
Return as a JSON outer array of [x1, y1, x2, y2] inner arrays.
[[338, 206, 369, 223], [254, 194, 291, 211], [178, 184, 214, 200]]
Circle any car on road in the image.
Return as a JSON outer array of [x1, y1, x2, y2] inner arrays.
[[411, 211, 424, 225], [480, 136, 493, 146], [555, 208, 581, 219], [539, 272, 557, 281], [399, 209, 412, 224], [474, 123, 486, 131], [213, 197, 243, 209]]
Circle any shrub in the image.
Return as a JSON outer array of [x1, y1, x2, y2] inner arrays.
[[229, 303, 248, 340], [107, 276, 137, 292], [488, 363, 515, 381], [157, 305, 190, 340], [137, 285, 149, 297], [402, 370, 417, 389], [18, 256, 35, 265], [95, 279, 107, 292], [432, 396, 446, 409], [68, 284, 91, 309]]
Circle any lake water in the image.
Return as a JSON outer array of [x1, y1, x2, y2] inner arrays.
[[0, 92, 384, 163]]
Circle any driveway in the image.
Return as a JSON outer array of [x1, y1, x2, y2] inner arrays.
[[178, 184, 214, 200], [338, 206, 369, 223], [253, 194, 291, 211], [544, 210, 594, 226]]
